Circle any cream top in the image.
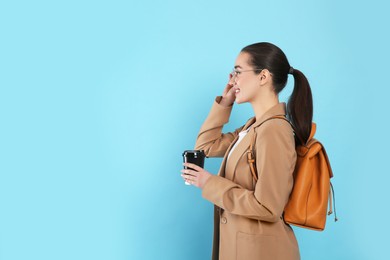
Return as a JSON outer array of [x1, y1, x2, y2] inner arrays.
[[227, 127, 251, 160]]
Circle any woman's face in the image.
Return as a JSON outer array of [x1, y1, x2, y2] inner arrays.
[[232, 52, 262, 104]]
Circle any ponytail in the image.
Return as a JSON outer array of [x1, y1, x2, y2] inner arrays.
[[240, 42, 314, 144], [287, 69, 313, 146]]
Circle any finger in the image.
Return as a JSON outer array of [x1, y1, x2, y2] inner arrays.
[[182, 174, 194, 184], [183, 163, 203, 172], [185, 174, 194, 181], [183, 175, 191, 185], [228, 78, 234, 86], [222, 84, 232, 95], [188, 177, 199, 187], [227, 86, 235, 95], [180, 169, 196, 176]]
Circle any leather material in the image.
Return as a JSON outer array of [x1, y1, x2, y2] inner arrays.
[[283, 134, 334, 231], [248, 118, 337, 231]]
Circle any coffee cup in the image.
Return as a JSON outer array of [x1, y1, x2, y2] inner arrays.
[[182, 150, 206, 185]]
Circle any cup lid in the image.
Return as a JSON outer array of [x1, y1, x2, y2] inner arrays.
[[182, 150, 205, 156]]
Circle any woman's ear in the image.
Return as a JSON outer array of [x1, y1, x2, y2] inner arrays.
[[259, 69, 271, 86]]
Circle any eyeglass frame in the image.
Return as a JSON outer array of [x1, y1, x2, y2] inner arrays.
[[231, 68, 264, 78]]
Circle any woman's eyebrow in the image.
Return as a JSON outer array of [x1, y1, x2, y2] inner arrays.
[[234, 65, 242, 69]]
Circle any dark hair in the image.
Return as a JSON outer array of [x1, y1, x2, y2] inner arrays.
[[241, 42, 313, 145]]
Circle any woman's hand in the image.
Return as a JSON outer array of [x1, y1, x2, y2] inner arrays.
[[219, 73, 236, 107], [181, 163, 212, 189]]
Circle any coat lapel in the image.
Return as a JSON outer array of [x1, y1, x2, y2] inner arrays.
[[218, 136, 237, 177], [223, 103, 287, 181], [218, 117, 256, 178], [225, 130, 253, 180]]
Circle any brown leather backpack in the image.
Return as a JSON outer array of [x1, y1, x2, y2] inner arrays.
[[247, 116, 337, 231]]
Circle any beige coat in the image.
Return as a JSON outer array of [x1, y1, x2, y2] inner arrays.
[[195, 97, 300, 260]]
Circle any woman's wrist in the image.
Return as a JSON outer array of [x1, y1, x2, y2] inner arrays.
[[218, 97, 233, 107]]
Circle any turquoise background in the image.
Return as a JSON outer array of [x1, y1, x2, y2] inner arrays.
[[1, 0, 389, 259]]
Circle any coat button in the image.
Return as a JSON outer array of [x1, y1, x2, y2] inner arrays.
[[221, 217, 227, 224]]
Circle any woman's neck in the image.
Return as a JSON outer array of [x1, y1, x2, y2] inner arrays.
[[251, 93, 279, 121]]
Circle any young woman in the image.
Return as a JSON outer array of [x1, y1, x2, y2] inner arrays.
[[181, 42, 313, 260]]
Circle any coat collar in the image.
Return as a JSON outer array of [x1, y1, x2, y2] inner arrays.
[[223, 103, 287, 180], [250, 102, 287, 129], [219, 103, 287, 179]]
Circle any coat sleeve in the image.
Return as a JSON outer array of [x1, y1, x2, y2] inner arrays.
[[195, 96, 244, 158], [202, 120, 297, 222]]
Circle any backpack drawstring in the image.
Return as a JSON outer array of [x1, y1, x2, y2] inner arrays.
[[328, 182, 338, 222]]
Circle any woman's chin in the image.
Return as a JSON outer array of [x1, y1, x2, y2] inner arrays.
[[235, 97, 244, 104]]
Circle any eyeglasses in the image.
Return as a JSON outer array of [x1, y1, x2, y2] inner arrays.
[[231, 68, 263, 78]]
